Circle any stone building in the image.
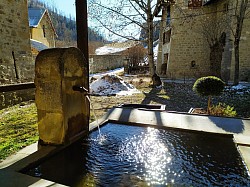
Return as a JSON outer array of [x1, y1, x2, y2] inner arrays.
[[161, 0, 250, 82], [0, 0, 33, 84], [28, 8, 57, 48], [28, 8, 57, 62]]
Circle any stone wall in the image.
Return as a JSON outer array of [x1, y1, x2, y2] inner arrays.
[[166, 3, 213, 79], [0, 89, 35, 110], [0, 0, 33, 84], [89, 54, 125, 73]]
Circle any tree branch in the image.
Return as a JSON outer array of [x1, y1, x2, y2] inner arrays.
[[91, 2, 145, 28], [94, 16, 145, 42]]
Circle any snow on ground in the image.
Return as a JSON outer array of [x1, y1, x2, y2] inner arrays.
[[95, 46, 128, 55], [225, 83, 250, 95], [231, 84, 247, 90], [90, 74, 140, 96], [89, 68, 250, 96], [90, 67, 124, 79]]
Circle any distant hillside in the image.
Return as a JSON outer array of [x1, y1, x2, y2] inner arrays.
[[28, 0, 107, 44]]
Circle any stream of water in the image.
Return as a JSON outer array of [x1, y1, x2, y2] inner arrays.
[[86, 95, 106, 143]]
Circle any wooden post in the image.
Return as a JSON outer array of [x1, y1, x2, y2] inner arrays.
[[75, 0, 89, 75]]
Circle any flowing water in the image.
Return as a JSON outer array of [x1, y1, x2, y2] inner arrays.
[[24, 123, 250, 186], [86, 95, 106, 142]]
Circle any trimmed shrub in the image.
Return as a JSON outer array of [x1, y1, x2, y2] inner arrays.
[[193, 76, 225, 113], [193, 76, 225, 97]]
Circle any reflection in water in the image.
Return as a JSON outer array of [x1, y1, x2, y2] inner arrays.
[[118, 127, 172, 185], [24, 123, 250, 187]]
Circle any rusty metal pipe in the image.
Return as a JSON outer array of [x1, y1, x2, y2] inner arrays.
[[72, 85, 88, 93]]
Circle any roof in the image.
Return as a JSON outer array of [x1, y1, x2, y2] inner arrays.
[[30, 39, 48, 52], [28, 8, 46, 27]]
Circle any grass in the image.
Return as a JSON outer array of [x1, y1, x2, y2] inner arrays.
[[0, 102, 38, 161]]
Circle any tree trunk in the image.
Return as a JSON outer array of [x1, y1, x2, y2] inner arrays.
[[147, 14, 155, 76], [210, 44, 222, 78], [207, 95, 212, 114], [156, 6, 167, 75], [209, 33, 226, 78], [234, 40, 240, 85], [233, 0, 248, 85]]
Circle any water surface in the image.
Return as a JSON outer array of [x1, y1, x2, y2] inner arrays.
[[24, 123, 250, 186]]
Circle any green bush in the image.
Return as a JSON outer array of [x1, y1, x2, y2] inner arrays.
[[210, 103, 237, 117], [193, 76, 225, 97], [193, 76, 225, 114]]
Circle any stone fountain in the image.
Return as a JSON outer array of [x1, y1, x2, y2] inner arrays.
[[35, 47, 89, 145]]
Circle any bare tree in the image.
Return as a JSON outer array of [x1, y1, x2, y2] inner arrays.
[[123, 44, 147, 70], [230, 0, 249, 85], [198, 12, 228, 78], [88, 0, 170, 79]]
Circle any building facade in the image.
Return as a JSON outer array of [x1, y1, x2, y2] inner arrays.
[[28, 8, 57, 48], [162, 0, 250, 82]]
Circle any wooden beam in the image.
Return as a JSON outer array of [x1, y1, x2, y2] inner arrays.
[[75, 0, 89, 67], [0, 82, 35, 92]]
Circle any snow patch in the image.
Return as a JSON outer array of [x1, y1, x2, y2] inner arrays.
[[95, 46, 128, 55], [90, 67, 124, 79], [225, 84, 250, 95], [231, 84, 247, 90], [90, 74, 140, 96]]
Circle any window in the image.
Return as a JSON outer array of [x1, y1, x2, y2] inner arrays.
[[223, 3, 229, 12], [42, 25, 46, 37], [167, 6, 171, 25], [163, 29, 171, 44], [191, 60, 196, 68], [164, 53, 169, 63], [188, 0, 202, 9]]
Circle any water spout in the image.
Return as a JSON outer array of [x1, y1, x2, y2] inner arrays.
[[72, 85, 89, 94], [73, 85, 104, 140], [73, 85, 116, 96]]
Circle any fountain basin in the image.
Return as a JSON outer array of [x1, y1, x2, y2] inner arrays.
[[0, 106, 250, 187], [22, 122, 250, 186]]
